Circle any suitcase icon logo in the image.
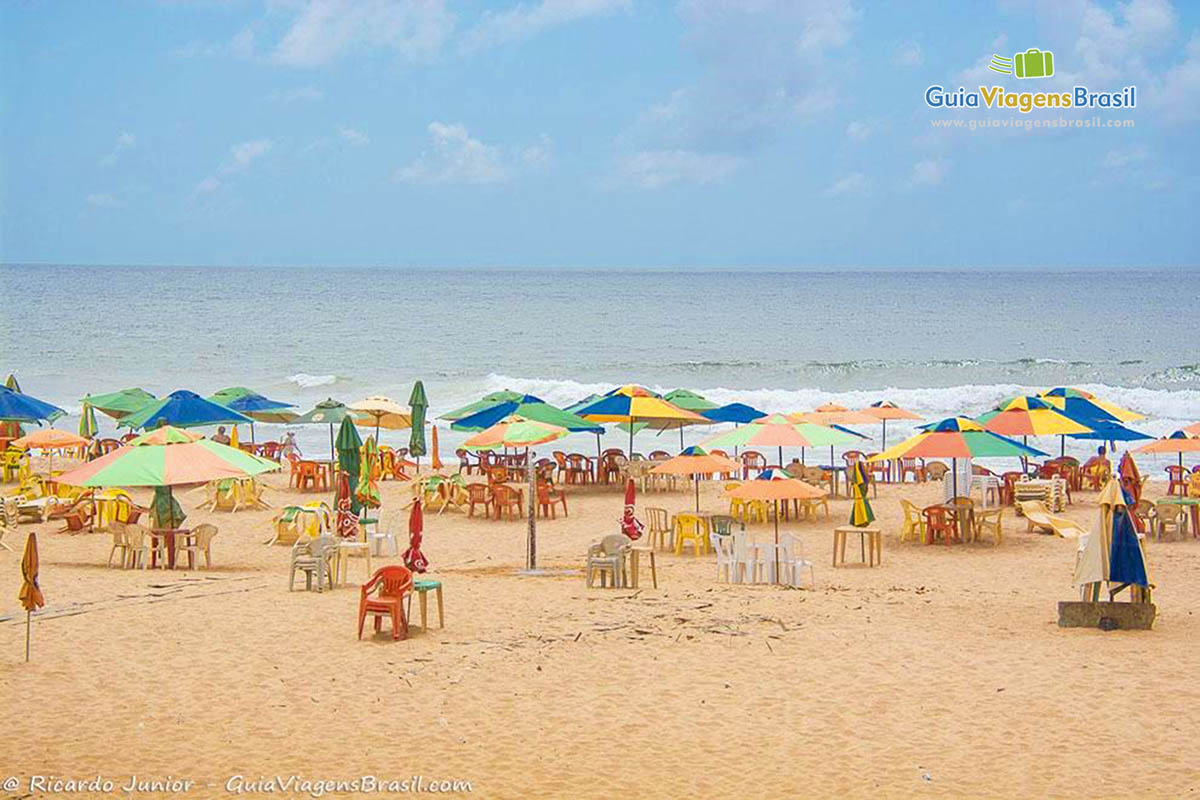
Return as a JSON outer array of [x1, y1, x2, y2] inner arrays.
[[988, 48, 1055, 79]]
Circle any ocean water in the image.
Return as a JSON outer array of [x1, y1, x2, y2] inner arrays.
[[3, 264, 1198, 464]]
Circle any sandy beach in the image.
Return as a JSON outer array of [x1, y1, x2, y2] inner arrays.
[[3, 463, 1198, 799]]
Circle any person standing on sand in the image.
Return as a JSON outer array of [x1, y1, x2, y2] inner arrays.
[[280, 431, 301, 460]]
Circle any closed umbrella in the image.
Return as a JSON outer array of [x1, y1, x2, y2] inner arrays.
[[409, 381, 428, 469], [431, 425, 444, 471], [621, 478, 645, 540], [1074, 479, 1151, 602], [79, 401, 99, 439], [404, 498, 429, 573], [336, 417, 363, 515], [19, 531, 44, 661], [356, 436, 381, 510], [849, 460, 875, 528], [5, 373, 21, 392]]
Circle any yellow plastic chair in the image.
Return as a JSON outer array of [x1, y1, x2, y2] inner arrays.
[[673, 513, 710, 555], [899, 499, 927, 543], [800, 496, 830, 520], [645, 507, 670, 550]]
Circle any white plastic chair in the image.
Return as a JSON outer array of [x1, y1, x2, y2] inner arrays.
[[711, 532, 744, 583], [370, 511, 400, 557], [776, 533, 815, 588]]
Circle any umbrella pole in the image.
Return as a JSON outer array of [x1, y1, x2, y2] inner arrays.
[[882, 419, 888, 451], [680, 426, 684, 451], [25, 610, 31, 662], [774, 502, 780, 585], [329, 424, 335, 463], [596, 433, 602, 485], [778, 446, 783, 470], [629, 423, 634, 461], [1060, 435, 1065, 458], [251, 422, 256, 445], [695, 474, 700, 513], [526, 450, 536, 570]]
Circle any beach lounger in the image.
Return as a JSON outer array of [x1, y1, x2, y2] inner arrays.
[[1016, 500, 1086, 538]]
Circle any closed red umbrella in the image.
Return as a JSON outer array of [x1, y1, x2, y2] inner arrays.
[[621, 477, 644, 540], [404, 499, 428, 573]]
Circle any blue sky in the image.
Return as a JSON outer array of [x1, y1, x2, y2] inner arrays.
[[2, 0, 1198, 268]]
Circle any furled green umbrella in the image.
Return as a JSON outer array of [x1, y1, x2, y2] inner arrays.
[[82, 388, 157, 420], [409, 381, 428, 468], [336, 416, 363, 515], [294, 398, 352, 462], [440, 390, 525, 422], [78, 401, 99, 439], [356, 435, 381, 510]]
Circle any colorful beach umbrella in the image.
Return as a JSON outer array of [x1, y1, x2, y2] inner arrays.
[[574, 385, 713, 457], [979, 397, 1093, 436], [1135, 430, 1200, 473], [861, 400, 922, 451], [663, 389, 718, 412], [409, 381, 428, 466], [1119, 452, 1143, 530], [1185, 421, 1200, 436], [209, 388, 298, 442], [702, 414, 861, 469], [1041, 387, 1143, 423], [82, 387, 156, 420], [348, 395, 412, 444], [441, 390, 525, 422], [294, 398, 351, 461], [19, 531, 44, 661], [78, 401, 99, 439], [0, 385, 65, 424], [462, 415, 570, 451], [336, 417, 363, 515], [54, 425, 278, 487], [450, 394, 602, 433], [869, 417, 1046, 498], [118, 389, 251, 431], [848, 460, 874, 528], [649, 445, 741, 511], [792, 404, 877, 426]]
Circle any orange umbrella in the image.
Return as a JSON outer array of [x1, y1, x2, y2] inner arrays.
[[19, 531, 44, 661], [431, 425, 444, 471], [727, 475, 825, 582], [1135, 430, 1200, 473], [13, 428, 90, 475], [790, 404, 877, 426], [650, 446, 741, 511], [1185, 422, 1200, 436], [861, 401, 922, 450]]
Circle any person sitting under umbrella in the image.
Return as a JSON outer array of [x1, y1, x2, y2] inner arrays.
[[212, 426, 231, 445]]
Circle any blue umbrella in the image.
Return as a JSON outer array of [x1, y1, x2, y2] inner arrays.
[[118, 390, 252, 430], [0, 385, 65, 424], [451, 395, 603, 433], [1066, 420, 1152, 442], [701, 402, 767, 424]]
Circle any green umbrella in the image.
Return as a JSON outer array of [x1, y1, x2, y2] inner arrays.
[[409, 381, 428, 466], [78, 401, 99, 439], [663, 389, 718, 412], [440, 390, 525, 422], [449, 394, 603, 433], [82, 388, 157, 420], [356, 435, 381, 509], [336, 417, 363, 515], [295, 398, 352, 462]]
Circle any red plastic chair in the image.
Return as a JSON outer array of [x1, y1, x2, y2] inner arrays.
[[1166, 465, 1190, 497], [739, 451, 766, 480], [357, 565, 413, 641], [922, 505, 956, 546], [899, 457, 925, 483], [490, 484, 524, 520], [465, 483, 492, 518], [537, 482, 568, 518]]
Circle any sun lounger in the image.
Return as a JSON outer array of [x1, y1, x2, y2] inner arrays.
[[1016, 500, 1086, 538]]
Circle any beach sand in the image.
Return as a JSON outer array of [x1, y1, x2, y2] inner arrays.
[[2, 465, 1199, 799]]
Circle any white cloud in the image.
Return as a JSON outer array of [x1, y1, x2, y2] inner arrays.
[[100, 132, 136, 166], [193, 177, 222, 197], [909, 158, 950, 187], [338, 126, 370, 146], [273, 0, 454, 66], [845, 120, 871, 142], [520, 134, 554, 167], [269, 86, 325, 104], [85, 193, 120, 208], [461, 0, 629, 51], [1151, 33, 1200, 122], [1102, 144, 1148, 168], [225, 139, 273, 173], [893, 40, 923, 67], [174, 28, 256, 60], [396, 122, 509, 184], [824, 172, 872, 197], [612, 149, 741, 189]]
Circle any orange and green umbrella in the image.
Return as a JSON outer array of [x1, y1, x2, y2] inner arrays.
[[54, 425, 278, 487], [701, 413, 860, 468], [462, 415, 569, 451], [441, 390, 526, 422], [82, 387, 156, 420]]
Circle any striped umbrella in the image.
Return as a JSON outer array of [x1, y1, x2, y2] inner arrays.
[[356, 436, 381, 509], [575, 385, 710, 458], [979, 395, 1093, 459], [462, 415, 569, 451], [848, 460, 875, 528], [1040, 387, 1143, 423], [79, 401, 99, 439], [54, 425, 279, 487], [702, 413, 860, 469], [870, 417, 1046, 499], [441, 390, 525, 422]]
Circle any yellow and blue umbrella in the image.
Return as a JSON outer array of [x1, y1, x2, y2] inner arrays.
[[574, 384, 710, 458], [78, 401, 99, 439], [848, 460, 874, 527]]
